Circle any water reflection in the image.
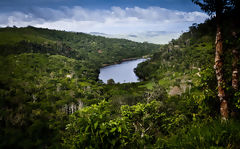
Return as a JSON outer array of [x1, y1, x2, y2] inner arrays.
[[99, 59, 146, 84]]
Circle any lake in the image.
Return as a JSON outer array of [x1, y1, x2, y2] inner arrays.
[[99, 59, 147, 84]]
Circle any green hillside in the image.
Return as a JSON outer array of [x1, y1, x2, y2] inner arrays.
[[0, 26, 161, 148], [135, 20, 216, 92], [0, 26, 159, 66], [1, 11, 240, 149]]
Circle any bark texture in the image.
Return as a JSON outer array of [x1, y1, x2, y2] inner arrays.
[[232, 32, 239, 91], [214, 24, 228, 120], [232, 49, 239, 90], [213, 1, 228, 120]]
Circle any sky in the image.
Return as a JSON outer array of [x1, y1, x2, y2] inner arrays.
[[0, 0, 208, 44]]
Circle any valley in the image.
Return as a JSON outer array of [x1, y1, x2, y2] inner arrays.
[[0, 6, 240, 148]]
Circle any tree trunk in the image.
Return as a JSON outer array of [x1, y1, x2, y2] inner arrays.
[[232, 48, 239, 91], [230, 1, 240, 117], [231, 47, 239, 118], [214, 19, 228, 120], [231, 0, 240, 90]]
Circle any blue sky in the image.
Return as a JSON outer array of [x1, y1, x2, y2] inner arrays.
[[0, 0, 208, 44], [0, 0, 201, 12]]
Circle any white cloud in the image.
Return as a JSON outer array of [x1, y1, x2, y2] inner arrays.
[[90, 31, 181, 44], [0, 6, 208, 43]]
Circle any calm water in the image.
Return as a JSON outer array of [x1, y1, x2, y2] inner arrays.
[[99, 59, 147, 84]]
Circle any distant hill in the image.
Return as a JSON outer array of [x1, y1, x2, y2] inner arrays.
[[90, 30, 180, 44], [0, 26, 160, 66], [1, 16, 240, 148]]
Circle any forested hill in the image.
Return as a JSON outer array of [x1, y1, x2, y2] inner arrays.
[[135, 19, 216, 85], [0, 26, 159, 67], [1, 13, 240, 149], [135, 17, 239, 94], [0, 26, 160, 148]]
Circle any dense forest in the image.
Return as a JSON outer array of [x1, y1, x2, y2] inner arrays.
[[0, 26, 160, 148], [1, 0, 240, 148]]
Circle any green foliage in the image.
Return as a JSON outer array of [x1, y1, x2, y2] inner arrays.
[[1, 10, 240, 149], [192, 0, 233, 16], [0, 26, 161, 148], [107, 78, 115, 84], [156, 120, 240, 149], [135, 20, 215, 82], [63, 100, 172, 148], [133, 12, 240, 149], [0, 26, 160, 67]]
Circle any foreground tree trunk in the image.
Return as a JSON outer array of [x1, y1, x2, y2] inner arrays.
[[214, 10, 228, 120], [232, 48, 239, 90], [192, 0, 233, 120]]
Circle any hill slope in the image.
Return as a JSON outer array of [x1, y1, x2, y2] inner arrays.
[[0, 26, 159, 65], [0, 26, 160, 148], [1, 16, 240, 148]]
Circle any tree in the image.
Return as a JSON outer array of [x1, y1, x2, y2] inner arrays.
[[107, 79, 115, 85], [230, 0, 240, 91], [192, 0, 233, 120], [232, 48, 239, 90]]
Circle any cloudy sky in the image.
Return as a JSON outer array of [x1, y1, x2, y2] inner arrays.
[[0, 0, 208, 44]]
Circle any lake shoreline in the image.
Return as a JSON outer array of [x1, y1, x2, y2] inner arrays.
[[101, 55, 150, 68], [99, 58, 148, 84]]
